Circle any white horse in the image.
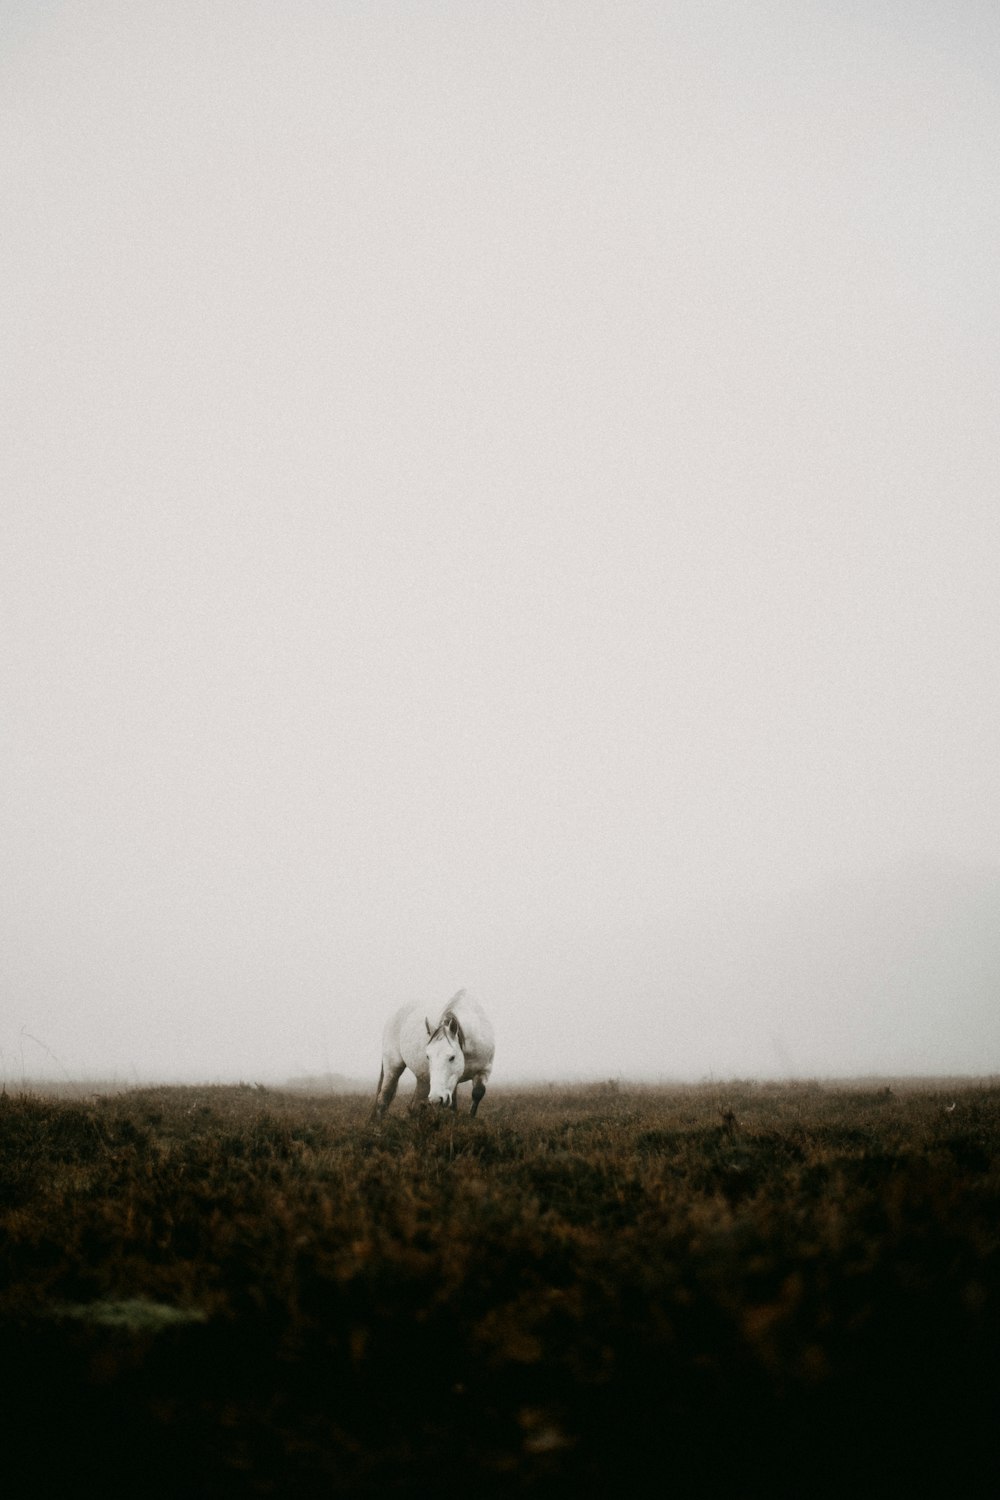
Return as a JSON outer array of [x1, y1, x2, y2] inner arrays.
[[372, 989, 495, 1118]]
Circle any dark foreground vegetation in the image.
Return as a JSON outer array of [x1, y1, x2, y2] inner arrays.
[[2, 1079, 999, 1497]]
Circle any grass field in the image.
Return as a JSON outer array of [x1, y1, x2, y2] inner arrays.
[[2, 1078, 998, 1496]]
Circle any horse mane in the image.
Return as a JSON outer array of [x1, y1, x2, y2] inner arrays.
[[433, 1011, 465, 1050]]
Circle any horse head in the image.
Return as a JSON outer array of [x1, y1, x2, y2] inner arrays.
[[424, 1011, 466, 1107]]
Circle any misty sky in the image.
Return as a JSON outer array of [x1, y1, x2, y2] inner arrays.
[[3, 1, 1000, 1086]]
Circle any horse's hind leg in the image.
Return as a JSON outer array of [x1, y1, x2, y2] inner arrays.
[[373, 1061, 404, 1118], [470, 1076, 487, 1117]]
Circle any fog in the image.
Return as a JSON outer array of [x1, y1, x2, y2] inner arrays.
[[3, 1, 999, 1088]]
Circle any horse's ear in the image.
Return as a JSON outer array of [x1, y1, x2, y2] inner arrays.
[[425, 1017, 432, 1036]]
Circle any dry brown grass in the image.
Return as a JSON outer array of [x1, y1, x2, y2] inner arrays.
[[1, 1079, 998, 1496]]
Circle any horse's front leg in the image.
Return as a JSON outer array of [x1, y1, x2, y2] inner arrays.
[[470, 1075, 487, 1117], [409, 1075, 431, 1112]]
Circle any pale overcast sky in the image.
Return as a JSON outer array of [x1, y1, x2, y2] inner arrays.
[[3, 2, 999, 1086]]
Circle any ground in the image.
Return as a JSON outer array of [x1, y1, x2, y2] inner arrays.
[[1, 1078, 998, 1496]]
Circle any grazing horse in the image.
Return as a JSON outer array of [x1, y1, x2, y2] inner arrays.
[[372, 989, 495, 1118]]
